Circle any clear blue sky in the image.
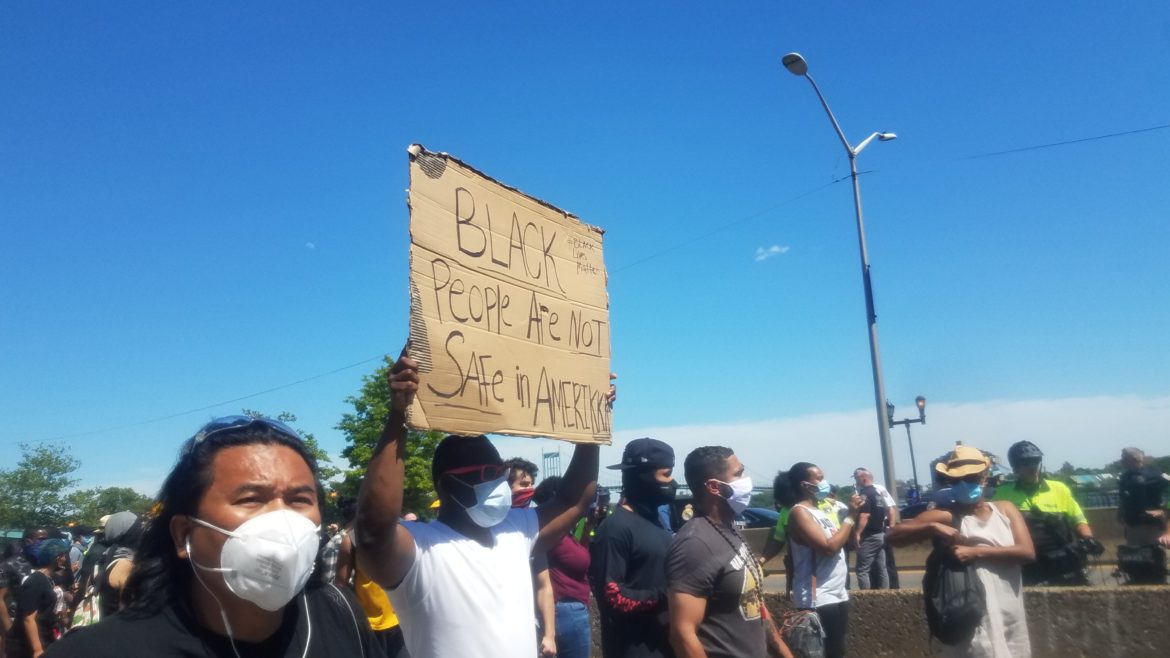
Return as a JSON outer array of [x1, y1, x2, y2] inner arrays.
[[3, 2, 1168, 494]]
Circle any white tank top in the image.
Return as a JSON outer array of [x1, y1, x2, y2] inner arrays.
[[789, 504, 848, 609]]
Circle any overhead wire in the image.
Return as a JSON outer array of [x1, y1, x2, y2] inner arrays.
[[14, 355, 385, 445], [20, 121, 1168, 445]]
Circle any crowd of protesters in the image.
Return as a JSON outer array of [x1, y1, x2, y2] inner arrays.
[[0, 511, 146, 658], [1, 350, 1167, 657]]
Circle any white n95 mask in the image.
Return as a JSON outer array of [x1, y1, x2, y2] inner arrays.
[[189, 509, 320, 611]]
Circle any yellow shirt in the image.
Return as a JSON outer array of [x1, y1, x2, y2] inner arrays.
[[354, 566, 399, 630], [993, 479, 1087, 526]]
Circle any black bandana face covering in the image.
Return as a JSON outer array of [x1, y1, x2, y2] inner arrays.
[[624, 474, 677, 524]]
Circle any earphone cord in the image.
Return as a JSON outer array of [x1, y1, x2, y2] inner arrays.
[[186, 538, 312, 658]]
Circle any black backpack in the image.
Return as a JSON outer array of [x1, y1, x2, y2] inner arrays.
[[923, 543, 985, 645], [1117, 544, 1167, 584]]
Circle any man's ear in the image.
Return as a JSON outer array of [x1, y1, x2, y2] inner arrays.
[[170, 515, 193, 559], [705, 479, 723, 497]]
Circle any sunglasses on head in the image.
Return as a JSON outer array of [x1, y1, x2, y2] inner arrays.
[[185, 415, 303, 456], [441, 463, 509, 483]]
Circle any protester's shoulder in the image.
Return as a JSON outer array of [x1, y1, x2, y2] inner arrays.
[[46, 609, 186, 657], [990, 499, 1022, 518], [669, 519, 722, 558], [306, 582, 365, 627], [504, 506, 539, 537], [595, 507, 634, 537], [402, 518, 452, 545]]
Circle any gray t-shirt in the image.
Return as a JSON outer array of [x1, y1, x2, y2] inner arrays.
[[666, 516, 767, 658]]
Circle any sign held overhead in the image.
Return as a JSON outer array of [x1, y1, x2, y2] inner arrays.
[[405, 145, 611, 444]]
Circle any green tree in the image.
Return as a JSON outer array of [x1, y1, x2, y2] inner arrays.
[[336, 356, 442, 517], [65, 487, 154, 525], [0, 443, 81, 529], [241, 409, 340, 482]]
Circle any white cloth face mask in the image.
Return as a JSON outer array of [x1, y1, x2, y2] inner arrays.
[[189, 509, 321, 611], [451, 474, 513, 528], [714, 476, 754, 516]]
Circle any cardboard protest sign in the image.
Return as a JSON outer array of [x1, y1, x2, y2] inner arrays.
[[405, 145, 611, 444]]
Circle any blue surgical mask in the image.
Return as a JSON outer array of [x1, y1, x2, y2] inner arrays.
[[805, 480, 832, 501], [952, 481, 983, 504]]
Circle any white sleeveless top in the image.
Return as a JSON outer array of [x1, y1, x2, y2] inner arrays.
[[943, 502, 1031, 658], [789, 504, 848, 609]]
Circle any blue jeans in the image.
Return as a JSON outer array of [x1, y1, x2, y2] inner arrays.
[[554, 600, 591, 658]]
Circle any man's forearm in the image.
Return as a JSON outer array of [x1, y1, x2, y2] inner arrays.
[[670, 627, 708, 658], [765, 615, 794, 658], [0, 598, 12, 634], [355, 408, 408, 550], [24, 614, 42, 653]]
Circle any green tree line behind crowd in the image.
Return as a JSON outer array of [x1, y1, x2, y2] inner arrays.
[[7, 355, 1163, 530]]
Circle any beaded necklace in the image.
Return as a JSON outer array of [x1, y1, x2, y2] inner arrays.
[[703, 516, 767, 617]]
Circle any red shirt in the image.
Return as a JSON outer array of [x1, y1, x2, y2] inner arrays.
[[548, 533, 591, 604]]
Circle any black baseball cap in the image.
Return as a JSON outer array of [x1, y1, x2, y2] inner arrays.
[[606, 437, 675, 471]]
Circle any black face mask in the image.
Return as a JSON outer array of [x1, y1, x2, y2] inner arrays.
[[623, 474, 677, 524]]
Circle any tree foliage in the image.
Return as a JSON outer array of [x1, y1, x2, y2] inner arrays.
[[66, 487, 154, 525], [337, 356, 442, 516], [0, 443, 81, 528], [241, 409, 340, 482]]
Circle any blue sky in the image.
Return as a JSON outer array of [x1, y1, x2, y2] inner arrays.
[[3, 2, 1168, 496]]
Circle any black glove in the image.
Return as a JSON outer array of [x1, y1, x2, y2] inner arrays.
[[1079, 537, 1105, 557]]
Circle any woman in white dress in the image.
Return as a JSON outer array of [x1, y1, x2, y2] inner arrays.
[[888, 444, 1035, 658]]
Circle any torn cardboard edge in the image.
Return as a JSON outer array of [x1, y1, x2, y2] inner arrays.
[[403, 143, 612, 445], [407, 143, 606, 240]]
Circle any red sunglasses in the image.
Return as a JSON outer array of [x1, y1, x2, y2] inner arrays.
[[442, 463, 509, 482]]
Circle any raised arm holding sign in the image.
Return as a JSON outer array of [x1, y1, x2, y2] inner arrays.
[[355, 147, 610, 658]]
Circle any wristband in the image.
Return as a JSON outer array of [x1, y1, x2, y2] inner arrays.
[[843, 517, 856, 526]]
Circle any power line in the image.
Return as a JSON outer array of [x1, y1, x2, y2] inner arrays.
[[960, 123, 1170, 160], [610, 121, 1170, 273], [610, 175, 851, 274], [18, 123, 1165, 446], [15, 355, 386, 445]]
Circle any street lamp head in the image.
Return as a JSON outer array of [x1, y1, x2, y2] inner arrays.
[[878, 132, 897, 141], [916, 396, 926, 411], [886, 400, 896, 424], [781, 52, 808, 77]]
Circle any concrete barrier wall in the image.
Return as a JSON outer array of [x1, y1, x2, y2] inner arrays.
[[590, 586, 1170, 657], [770, 586, 1170, 658]]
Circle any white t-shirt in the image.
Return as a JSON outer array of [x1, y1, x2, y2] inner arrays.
[[872, 483, 897, 508], [789, 504, 848, 609], [387, 508, 541, 657]]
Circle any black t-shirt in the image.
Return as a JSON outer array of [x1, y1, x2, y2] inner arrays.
[[588, 506, 675, 658], [859, 485, 888, 536], [667, 517, 767, 658], [44, 583, 378, 658], [1119, 467, 1170, 526], [5, 570, 59, 652]]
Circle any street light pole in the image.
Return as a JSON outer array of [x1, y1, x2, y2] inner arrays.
[[888, 396, 926, 497], [782, 52, 900, 504]]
